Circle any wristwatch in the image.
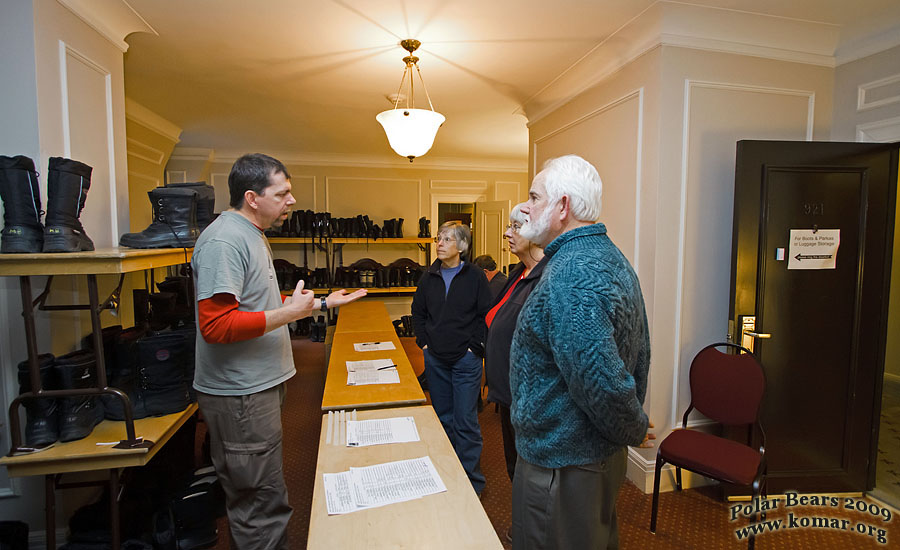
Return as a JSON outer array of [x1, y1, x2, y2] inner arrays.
[[320, 297, 328, 311]]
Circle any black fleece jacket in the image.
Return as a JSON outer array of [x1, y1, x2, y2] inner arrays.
[[411, 259, 492, 364]]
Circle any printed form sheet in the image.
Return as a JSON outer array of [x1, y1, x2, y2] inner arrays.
[[345, 358, 400, 386], [347, 416, 420, 447], [323, 456, 447, 515]]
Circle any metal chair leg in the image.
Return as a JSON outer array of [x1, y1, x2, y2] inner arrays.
[[650, 455, 665, 533]]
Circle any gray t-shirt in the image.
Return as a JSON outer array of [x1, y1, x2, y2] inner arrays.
[[191, 211, 295, 395]]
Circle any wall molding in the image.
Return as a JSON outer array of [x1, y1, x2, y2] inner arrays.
[[430, 180, 488, 190], [124, 97, 182, 142], [58, 40, 120, 244], [495, 181, 522, 202], [532, 88, 645, 270], [170, 147, 214, 162], [523, 1, 838, 125], [670, 79, 815, 427], [125, 137, 165, 165], [857, 73, 900, 112], [324, 176, 420, 217], [857, 115, 900, 143], [57, 0, 156, 52]]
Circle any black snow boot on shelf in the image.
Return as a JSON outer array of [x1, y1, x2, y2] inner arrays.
[[120, 187, 200, 249], [54, 350, 104, 442], [43, 157, 94, 252], [165, 182, 215, 231], [418, 216, 431, 238], [103, 326, 148, 421], [17, 353, 58, 448], [0, 155, 44, 253], [138, 331, 191, 417], [395, 217, 404, 238]]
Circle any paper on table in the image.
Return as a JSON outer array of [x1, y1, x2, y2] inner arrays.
[[347, 369, 400, 386], [353, 341, 397, 352], [346, 358, 394, 372], [347, 416, 420, 447], [323, 456, 447, 515]]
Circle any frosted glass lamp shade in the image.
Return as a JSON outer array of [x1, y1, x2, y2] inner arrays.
[[376, 108, 445, 161]]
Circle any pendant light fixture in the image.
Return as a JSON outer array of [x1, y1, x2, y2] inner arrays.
[[376, 39, 445, 162]]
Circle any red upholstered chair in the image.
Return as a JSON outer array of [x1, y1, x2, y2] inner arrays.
[[650, 342, 766, 549]]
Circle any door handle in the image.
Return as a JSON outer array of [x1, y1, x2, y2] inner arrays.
[[738, 315, 771, 353], [743, 331, 771, 339]]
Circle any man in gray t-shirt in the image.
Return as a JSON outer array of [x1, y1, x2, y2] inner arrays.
[[192, 154, 365, 549]]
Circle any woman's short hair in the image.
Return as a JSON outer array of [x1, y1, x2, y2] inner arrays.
[[510, 202, 529, 226], [534, 154, 603, 222], [438, 220, 471, 259]]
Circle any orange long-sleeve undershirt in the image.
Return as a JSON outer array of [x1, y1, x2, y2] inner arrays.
[[198, 292, 285, 343]]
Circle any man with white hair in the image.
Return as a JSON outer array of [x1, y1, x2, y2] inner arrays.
[[509, 154, 650, 549]]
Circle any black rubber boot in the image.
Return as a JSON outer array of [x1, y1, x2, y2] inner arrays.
[[165, 182, 215, 231], [0, 155, 44, 253], [17, 353, 58, 448], [103, 326, 148, 421], [43, 157, 94, 252], [138, 331, 191, 417], [418, 216, 427, 237], [55, 350, 104, 442], [120, 187, 200, 249], [396, 218, 404, 238]]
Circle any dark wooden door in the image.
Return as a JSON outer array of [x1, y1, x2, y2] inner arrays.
[[729, 140, 898, 493]]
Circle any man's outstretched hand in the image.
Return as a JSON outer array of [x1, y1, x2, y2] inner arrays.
[[326, 288, 368, 308]]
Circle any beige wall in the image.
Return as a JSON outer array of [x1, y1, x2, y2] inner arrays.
[[528, 44, 834, 491], [189, 159, 529, 318], [832, 44, 900, 381]]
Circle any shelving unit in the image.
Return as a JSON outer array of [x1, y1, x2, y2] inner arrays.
[[268, 236, 432, 296]]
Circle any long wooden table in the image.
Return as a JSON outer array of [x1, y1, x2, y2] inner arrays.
[[308, 406, 502, 549], [322, 329, 426, 410], [335, 300, 396, 333]]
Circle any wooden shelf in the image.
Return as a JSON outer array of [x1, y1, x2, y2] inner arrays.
[[267, 237, 431, 245], [0, 247, 193, 276]]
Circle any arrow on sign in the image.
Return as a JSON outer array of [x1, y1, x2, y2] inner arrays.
[[794, 253, 833, 261]]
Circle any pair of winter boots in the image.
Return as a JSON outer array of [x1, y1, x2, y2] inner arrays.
[[0, 155, 94, 253], [119, 182, 215, 249], [16, 350, 105, 448], [417, 216, 432, 238]]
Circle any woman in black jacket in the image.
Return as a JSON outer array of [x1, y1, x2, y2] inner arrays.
[[411, 220, 492, 495], [484, 204, 547, 484]]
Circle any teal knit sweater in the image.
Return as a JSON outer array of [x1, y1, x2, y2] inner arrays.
[[510, 223, 650, 468]]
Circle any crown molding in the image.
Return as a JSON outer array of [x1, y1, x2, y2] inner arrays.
[[835, 24, 900, 66], [523, 0, 840, 125], [57, 0, 156, 53], [208, 150, 528, 173], [124, 98, 182, 143], [170, 147, 215, 162]]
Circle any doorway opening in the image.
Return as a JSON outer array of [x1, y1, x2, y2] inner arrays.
[[872, 184, 900, 509], [438, 203, 474, 229]]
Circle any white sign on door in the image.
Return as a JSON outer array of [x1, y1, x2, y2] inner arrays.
[[787, 229, 840, 270]]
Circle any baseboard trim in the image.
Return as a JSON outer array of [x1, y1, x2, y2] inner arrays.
[[627, 450, 714, 494]]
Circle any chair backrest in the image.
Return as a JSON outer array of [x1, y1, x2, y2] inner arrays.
[[689, 343, 765, 426]]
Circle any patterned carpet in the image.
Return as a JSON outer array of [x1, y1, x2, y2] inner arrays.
[[205, 338, 900, 549]]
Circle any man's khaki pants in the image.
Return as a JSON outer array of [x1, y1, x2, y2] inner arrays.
[[198, 384, 292, 550]]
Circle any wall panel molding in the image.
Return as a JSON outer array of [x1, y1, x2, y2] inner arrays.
[[430, 180, 488, 190], [324, 176, 420, 217], [670, 79, 815, 427], [532, 88, 645, 270], [856, 115, 900, 142], [857, 73, 900, 112]]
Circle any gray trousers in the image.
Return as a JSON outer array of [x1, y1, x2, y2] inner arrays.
[[197, 384, 292, 550], [511, 449, 626, 550]]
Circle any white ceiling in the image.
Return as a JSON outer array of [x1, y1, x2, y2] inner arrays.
[[122, 0, 900, 167]]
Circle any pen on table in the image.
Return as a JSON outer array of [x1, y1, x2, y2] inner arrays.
[[377, 364, 397, 370]]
